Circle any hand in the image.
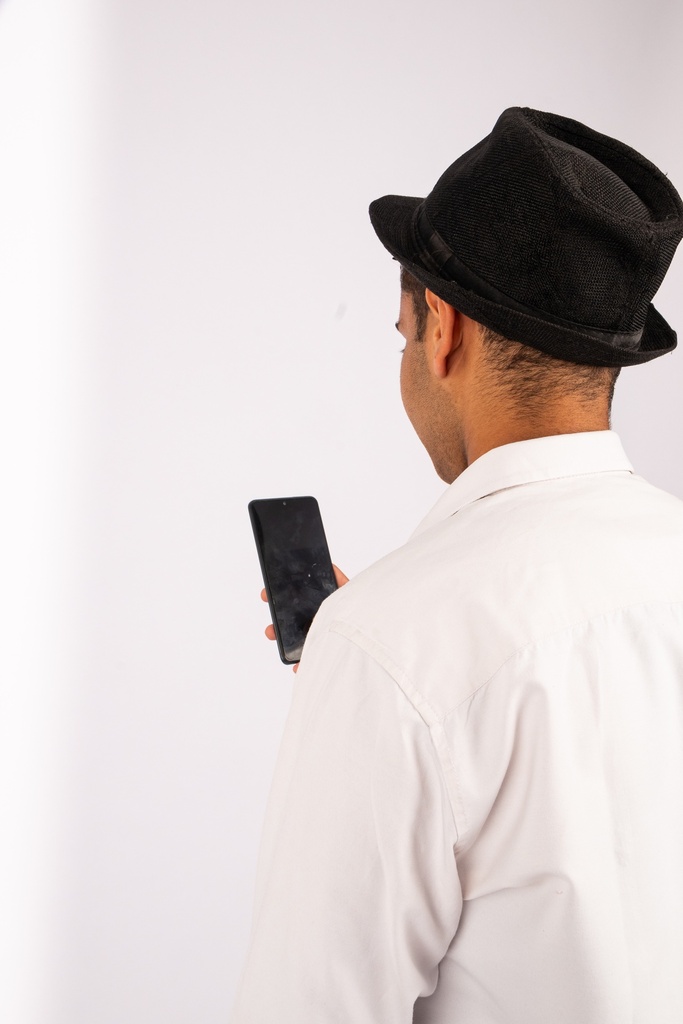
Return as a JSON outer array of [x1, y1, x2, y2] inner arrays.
[[261, 565, 349, 672]]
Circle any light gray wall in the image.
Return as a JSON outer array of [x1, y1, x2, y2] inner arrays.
[[3, 0, 683, 1021]]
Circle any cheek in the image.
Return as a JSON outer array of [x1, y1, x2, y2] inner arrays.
[[399, 349, 411, 412], [399, 346, 423, 430]]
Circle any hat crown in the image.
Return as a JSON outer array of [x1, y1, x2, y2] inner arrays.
[[545, 137, 650, 221]]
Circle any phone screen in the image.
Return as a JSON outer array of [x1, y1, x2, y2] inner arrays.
[[249, 496, 338, 664]]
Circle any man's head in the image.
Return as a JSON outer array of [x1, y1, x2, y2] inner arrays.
[[371, 108, 683, 480]]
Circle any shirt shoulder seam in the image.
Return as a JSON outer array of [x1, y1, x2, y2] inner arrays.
[[327, 618, 441, 726], [325, 618, 467, 840]]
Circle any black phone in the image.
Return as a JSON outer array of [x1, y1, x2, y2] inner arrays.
[[248, 496, 338, 664]]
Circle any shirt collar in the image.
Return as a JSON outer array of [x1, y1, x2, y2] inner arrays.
[[411, 430, 634, 540]]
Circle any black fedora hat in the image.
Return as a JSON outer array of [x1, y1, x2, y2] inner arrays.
[[370, 107, 683, 366]]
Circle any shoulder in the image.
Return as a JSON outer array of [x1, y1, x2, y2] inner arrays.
[[306, 470, 683, 717]]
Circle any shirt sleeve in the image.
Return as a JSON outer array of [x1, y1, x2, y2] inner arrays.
[[231, 623, 462, 1024]]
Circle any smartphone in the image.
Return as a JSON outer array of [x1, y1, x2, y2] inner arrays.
[[248, 496, 338, 664]]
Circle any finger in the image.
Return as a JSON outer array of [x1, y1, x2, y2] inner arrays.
[[332, 565, 349, 587], [293, 663, 298, 674], [260, 588, 268, 603], [265, 624, 276, 641]]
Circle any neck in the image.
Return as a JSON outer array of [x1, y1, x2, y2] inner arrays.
[[465, 400, 611, 468]]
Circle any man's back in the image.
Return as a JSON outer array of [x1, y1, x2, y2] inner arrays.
[[233, 431, 683, 1023]]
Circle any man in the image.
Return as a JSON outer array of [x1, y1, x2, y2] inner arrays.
[[232, 108, 683, 1022]]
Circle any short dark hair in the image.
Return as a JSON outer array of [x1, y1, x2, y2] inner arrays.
[[399, 266, 620, 408], [479, 325, 621, 408]]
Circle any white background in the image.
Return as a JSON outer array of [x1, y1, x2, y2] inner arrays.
[[1, 0, 682, 1020]]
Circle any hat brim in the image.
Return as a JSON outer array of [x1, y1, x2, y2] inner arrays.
[[370, 194, 676, 367]]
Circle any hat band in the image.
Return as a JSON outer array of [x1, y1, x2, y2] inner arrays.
[[414, 207, 643, 351]]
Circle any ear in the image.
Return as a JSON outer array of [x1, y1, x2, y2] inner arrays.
[[425, 290, 462, 379]]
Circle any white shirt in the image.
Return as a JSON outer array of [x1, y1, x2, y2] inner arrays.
[[232, 431, 683, 1024]]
